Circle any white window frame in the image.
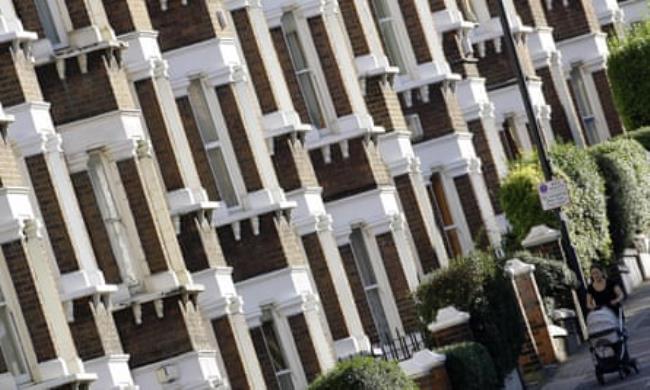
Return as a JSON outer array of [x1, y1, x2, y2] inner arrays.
[[349, 227, 394, 345], [405, 113, 424, 141], [569, 66, 603, 145], [259, 308, 296, 390], [280, 12, 331, 130], [34, 0, 69, 49], [187, 78, 243, 209], [371, 0, 409, 73], [0, 292, 29, 384], [87, 152, 142, 288]]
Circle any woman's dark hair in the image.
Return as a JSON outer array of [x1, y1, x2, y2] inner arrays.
[[590, 264, 607, 278]]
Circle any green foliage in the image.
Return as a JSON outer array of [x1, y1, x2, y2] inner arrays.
[[549, 143, 612, 270], [499, 156, 557, 244], [591, 138, 650, 255], [608, 21, 650, 129], [626, 127, 650, 151], [514, 251, 579, 312], [439, 342, 500, 390], [415, 252, 525, 382], [308, 356, 417, 390]]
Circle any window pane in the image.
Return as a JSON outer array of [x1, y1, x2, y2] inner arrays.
[[277, 372, 295, 390], [35, 0, 60, 45], [583, 117, 599, 146], [349, 228, 377, 286], [379, 22, 406, 71], [285, 32, 308, 71], [366, 288, 392, 344], [297, 73, 325, 128], [188, 81, 220, 144], [446, 228, 463, 259], [0, 309, 26, 376], [431, 174, 455, 227], [372, 0, 390, 18], [206, 147, 238, 207]]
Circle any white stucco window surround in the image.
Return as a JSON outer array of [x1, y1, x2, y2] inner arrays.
[[556, 33, 609, 74], [620, 0, 650, 25], [131, 351, 224, 390], [593, 0, 625, 28], [193, 266, 242, 320]]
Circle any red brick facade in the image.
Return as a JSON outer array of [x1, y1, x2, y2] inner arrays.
[[288, 313, 322, 382], [212, 316, 250, 390], [592, 70, 624, 136]]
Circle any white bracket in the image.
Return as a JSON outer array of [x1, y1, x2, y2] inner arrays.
[[251, 216, 260, 236], [132, 303, 143, 325], [339, 139, 349, 159], [154, 299, 164, 319], [321, 144, 332, 164], [231, 221, 241, 241]]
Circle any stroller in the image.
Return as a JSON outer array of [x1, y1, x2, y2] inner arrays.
[[587, 307, 639, 385]]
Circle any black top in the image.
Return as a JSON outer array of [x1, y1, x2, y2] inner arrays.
[[588, 280, 620, 309]]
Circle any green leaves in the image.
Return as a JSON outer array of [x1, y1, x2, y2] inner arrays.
[[308, 356, 417, 390], [440, 342, 500, 390]]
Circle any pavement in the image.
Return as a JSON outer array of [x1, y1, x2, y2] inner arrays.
[[541, 282, 650, 389]]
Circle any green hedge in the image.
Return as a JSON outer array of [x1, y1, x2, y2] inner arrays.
[[499, 156, 557, 244], [549, 143, 612, 270], [608, 21, 650, 129], [415, 252, 525, 382], [439, 342, 500, 390], [626, 127, 650, 151], [514, 251, 579, 313], [591, 138, 650, 255], [308, 356, 417, 390]]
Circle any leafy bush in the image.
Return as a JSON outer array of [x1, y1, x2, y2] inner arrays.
[[308, 356, 417, 390], [439, 342, 500, 390], [591, 138, 650, 255], [514, 251, 579, 312], [499, 156, 557, 244], [549, 143, 612, 270], [608, 21, 650, 129], [415, 251, 525, 382], [626, 127, 650, 151]]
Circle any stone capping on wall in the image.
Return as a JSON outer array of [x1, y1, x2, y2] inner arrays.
[[521, 224, 561, 248], [399, 349, 446, 378], [427, 306, 471, 333], [505, 258, 536, 277]]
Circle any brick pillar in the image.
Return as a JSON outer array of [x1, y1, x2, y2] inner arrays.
[[400, 350, 452, 390], [634, 234, 650, 280], [426, 306, 473, 348], [505, 259, 558, 367], [521, 224, 564, 260]]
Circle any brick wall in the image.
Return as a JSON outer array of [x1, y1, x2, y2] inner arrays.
[[401, 82, 467, 143], [592, 70, 624, 136], [215, 84, 263, 192], [69, 298, 106, 361], [2, 241, 57, 362], [26, 154, 79, 274], [12, 1, 45, 37], [212, 316, 250, 390], [537, 67, 575, 143], [476, 40, 517, 90], [302, 233, 349, 341], [453, 174, 487, 246], [0, 140, 24, 188], [102, 0, 153, 36], [271, 135, 304, 192], [307, 16, 353, 118], [232, 9, 278, 115], [65, 0, 92, 29], [70, 171, 122, 284], [0, 44, 43, 107], [430, 322, 474, 347], [176, 96, 221, 201], [394, 174, 440, 273], [288, 314, 322, 383], [415, 365, 452, 390], [442, 31, 479, 78], [514, 0, 548, 27], [339, 0, 371, 57], [467, 120, 502, 213], [397, 0, 433, 64], [376, 232, 418, 332], [177, 214, 210, 273], [339, 244, 379, 343], [36, 51, 134, 125], [543, 0, 600, 41], [309, 137, 378, 202], [270, 27, 310, 125], [428, 0, 446, 12], [113, 297, 194, 368], [145, 0, 219, 52], [135, 78, 184, 191], [116, 158, 169, 274], [249, 327, 279, 390], [364, 75, 408, 132], [217, 213, 289, 282]]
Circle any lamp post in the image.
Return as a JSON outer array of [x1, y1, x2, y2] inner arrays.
[[495, 1, 587, 297]]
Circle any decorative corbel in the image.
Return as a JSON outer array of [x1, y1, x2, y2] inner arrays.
[[359, 77, 367, 96], [339, 139, 349, 159], [477, 41, 486, 58], [56, 58, 66, 80], [266, 137, 275, 156], [181, 0, 188, 5], [172, 215, 181, 234], [64, 301, 74, 323], [562, 0, 568, 7], [402, 90, 413, 108], [321, 144, 332, 164], [251, 216, 260, 236], [160, 0, 168, 11], [154, 298, 164, 319], [493, 37, 502, 54], [132, 303, 143, 325], [231, 221, 241, 241], [78, 53, 88, 74], [419, 85, 430, 103], [545, 0, 553, 11]]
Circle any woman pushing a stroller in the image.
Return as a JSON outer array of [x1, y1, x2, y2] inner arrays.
[[585, 264, 639, 385]]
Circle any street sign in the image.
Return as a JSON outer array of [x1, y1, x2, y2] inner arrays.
[[538, 179, 570, 211]]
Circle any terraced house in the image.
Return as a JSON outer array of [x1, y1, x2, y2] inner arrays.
[[0, 0, 640, 389]]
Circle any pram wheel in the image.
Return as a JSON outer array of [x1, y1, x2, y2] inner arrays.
[[619, 369, 626, 379], [596, 369, 605, 385], [631, 358, 640, 374]]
